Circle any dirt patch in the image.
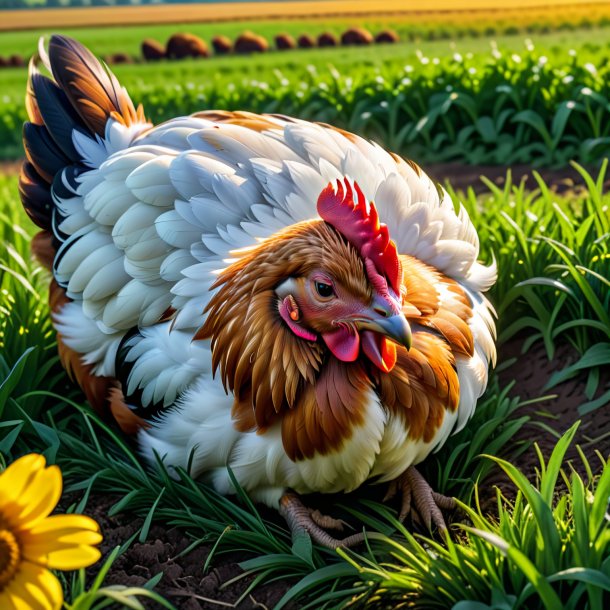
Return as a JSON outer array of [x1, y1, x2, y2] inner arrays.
[[85, 495, 296, 609], [426, 162, 610, 196], [484, 338, 610, 503], [498, 339, 610, 467]]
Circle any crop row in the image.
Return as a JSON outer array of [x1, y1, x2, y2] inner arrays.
[[3, 45, 610, 166]]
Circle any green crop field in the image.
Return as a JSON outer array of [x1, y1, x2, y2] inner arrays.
[[1, 10, 610, 610], [2, 27, 610, 163]]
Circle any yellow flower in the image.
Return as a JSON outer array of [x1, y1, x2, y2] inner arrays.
[[0, 454, 103, 610]]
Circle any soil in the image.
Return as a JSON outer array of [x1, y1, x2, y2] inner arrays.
[[85, 496, 296, 609], [426, 161, 610, 195], [4, 159, 607, 606]]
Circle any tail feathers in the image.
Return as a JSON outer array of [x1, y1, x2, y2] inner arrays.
[[18, 162, 53, 230], [20, 34, 149, 239], [47, 35, 146, 137], [29, 71, 87, 162], [23, 122, 71, 183]]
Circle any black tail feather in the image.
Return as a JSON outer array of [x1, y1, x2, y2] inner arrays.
[[30, 73, 87, 162], [18, 162, 54, 230], [23, 122, 71, 184]]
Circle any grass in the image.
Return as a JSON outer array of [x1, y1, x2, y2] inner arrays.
[[1, 147, 609, 606], [453, 162, 610, 407], [342, 422, 610, 609]]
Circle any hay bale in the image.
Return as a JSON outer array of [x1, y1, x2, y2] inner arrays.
[[8, 54, 25, 67], [275, 33, 296, 51], [109, 53, 132, 64], [8, 54, 26, 68], [212, 35, 232, 55], [0, 57, 8, 68], [375, 30, 400, 44], [141, 38, 165, 61], [297, 34, 316, 49], [318, 32, 338, 47], [341, 27, 374, 46], [166, 33, 209, 60], [234, 31, 268, 54]]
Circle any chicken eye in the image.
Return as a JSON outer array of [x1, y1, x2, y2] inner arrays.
[[315, 281, 334, 298]]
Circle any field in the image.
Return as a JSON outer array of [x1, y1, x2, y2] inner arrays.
[[3, 0, 610, 31], [1, 3, 609, 609]]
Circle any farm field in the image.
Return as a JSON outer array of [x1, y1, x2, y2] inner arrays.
[[1, 4, 609, 610], [3, 0, 610, 31], [3, 3, 610, 56], [3, 26, 610, 162]]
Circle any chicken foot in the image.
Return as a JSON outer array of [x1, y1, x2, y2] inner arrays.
[[279, 492, 366, 549], [384, 466, 456, 531]]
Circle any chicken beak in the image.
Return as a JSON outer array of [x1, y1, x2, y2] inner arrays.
[[357, 314, 412, 351]]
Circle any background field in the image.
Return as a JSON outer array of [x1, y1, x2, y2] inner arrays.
[[3, 0, 610, 31]]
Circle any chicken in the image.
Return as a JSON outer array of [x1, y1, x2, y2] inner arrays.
[[20, 36, 496, 547]]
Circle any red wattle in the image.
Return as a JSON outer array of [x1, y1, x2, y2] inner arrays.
[[322, 327, 360, 362]]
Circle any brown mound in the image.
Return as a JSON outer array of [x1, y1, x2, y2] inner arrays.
[[341, 27, 374, 46], [297, 34, 316, 48], [318, 31, 338, 47], [376, 29, 400, 43], [166, 33, 209, 60], [141, 38, 165, 61], [275, 33, 296, 50], [212, 35, 232, 55], [9, 54, 26, 68], [107, 52, 132, 65], [234, 31, 268, 54]]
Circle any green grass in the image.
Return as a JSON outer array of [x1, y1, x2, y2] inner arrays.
[[342, 422, 610, 609], [453, 162, 610, 407]]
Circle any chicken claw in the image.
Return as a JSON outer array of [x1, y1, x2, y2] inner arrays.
[[279, 492, 366, 549], [384, 466, 456, 531]]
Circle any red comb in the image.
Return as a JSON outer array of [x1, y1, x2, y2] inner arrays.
[[317, 178, 402, 295]]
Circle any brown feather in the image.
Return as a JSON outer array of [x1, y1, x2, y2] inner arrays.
[[197, 220, 369, 438], [192, 110, 281, 133], [31, 231, 55, 270], [375, 331, 458, 444], [281, 359, 370, 460], [49, 281, 142, 434]]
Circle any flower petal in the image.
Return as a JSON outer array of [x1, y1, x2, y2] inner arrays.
[[26, 514, 101, 537], [21, 515, 102, 569], [3, 561, 62, 610], [27, 544, 102, 570], [0, 455, 45, 506], [0, 589, 18, 610], [14, 466, 62, 528]]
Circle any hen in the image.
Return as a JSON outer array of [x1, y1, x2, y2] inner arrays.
[[20, 36, 496, 547]]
